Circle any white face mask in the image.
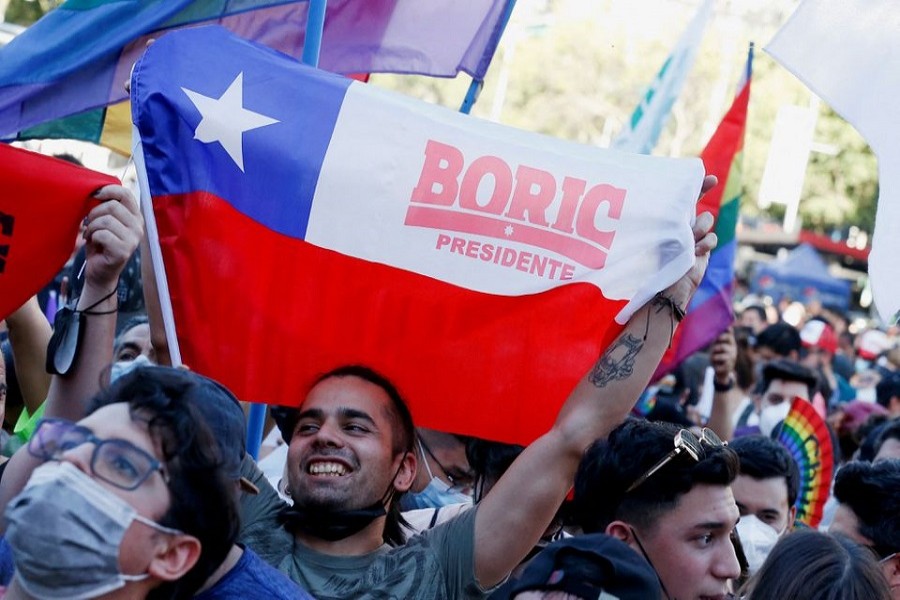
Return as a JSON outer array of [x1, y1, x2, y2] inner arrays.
[[856, 387, 877, 404], [736, 515, 781, 575], [5, 461, 182, 600], [110, 354, 153, 383], [759, 401, 791, 437]]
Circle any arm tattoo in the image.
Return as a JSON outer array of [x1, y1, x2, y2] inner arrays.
[[589, 333, 644, 389]]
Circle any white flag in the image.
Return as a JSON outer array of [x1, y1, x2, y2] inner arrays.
[[767, 0, 900, 322], [612, 0, 713, 154]]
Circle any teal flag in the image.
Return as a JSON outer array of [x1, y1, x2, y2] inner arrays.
[[613, 0, 713, 154]]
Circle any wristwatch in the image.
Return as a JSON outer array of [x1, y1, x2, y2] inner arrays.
[[713, 375, 736, 393]]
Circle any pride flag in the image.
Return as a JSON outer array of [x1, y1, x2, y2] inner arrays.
[[776, 397, 834, 528], [0, 144, 118, 321], [654, 45, 752, 380], [133, 26, 704, 445], [0, 0, 512, 155]]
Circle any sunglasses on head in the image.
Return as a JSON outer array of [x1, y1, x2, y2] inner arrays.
[[626, 427, 724, 493]]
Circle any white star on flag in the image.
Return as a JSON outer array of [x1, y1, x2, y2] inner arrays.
[[182, 73, 279, 172], [504, 225, 514, 237]]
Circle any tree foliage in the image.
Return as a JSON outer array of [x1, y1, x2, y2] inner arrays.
[[374, 0, 877, 235], [4, 0, 61, 26]]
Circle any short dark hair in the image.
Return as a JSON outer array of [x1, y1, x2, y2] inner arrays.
[[466, 438, 524, 502], [89, 367, 239, 599], [762, 359, 818, 400], [875, 420, 900, 457], [741, 530, 892, 600], [312, 365, 416, 547], [876, 372, 900, 409], [755, 323, 802, 357], [113, 314, 150, 353], [742, 305, 767, 324], [729, 435, 800, 506], [312, 365, 415, 455], [573, 420, 739, 534], [833, 460, 900, 558]]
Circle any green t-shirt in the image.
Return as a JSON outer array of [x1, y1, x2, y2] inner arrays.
[[13, 404, 45, 441], [239, 457, 491, 600]]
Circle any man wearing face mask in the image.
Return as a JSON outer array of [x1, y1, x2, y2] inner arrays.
[[401, 428, 475, 512], [753, 360, 817, 439], [727, 435, 799, 574]]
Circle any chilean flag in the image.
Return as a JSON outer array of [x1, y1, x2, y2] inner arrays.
[[133, 27, 704, 445]]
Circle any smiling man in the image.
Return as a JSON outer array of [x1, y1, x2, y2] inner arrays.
[[573, 419, 742, 600], [237, 205, 719, 598]]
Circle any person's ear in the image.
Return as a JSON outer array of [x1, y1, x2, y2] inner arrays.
[[147, 534, 201, 582], [884, 555, 900, 590], [605, 520, 639, 552], [392, 450, 417, 493], [787, 505, 797, 531]]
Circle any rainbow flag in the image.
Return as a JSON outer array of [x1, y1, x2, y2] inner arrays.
[[654, 44, 752, 380], [0, 0, 513, 155], [776, 397, 834, 528]]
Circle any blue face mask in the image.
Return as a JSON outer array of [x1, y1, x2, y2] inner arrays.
[[110, 354, 153, 383], [399, 440, 472, 511]]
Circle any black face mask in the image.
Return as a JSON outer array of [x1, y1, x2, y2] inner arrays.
[[280, 458, 405, 542], [279, 501, 386, 541]]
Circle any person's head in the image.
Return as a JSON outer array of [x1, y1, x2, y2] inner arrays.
[[831, 460, 900, 594], [285, 365, 417, 543], [758, 359, 817, 437], [729, 435, 798, 534], [833, 402, 890, 461], [740, 305, 768, 335], [800, 318, 838, 370], [875, 420, 900, 462], [754, 322, 802, 362], [113, 316, 152, 362], [877, 372, 900, 418], [741, 530, 892, 600], [401, 427, 474, 510], [466, 438, 525, 502], [573, 420, 741, 600], [494, 534, 661, 600], [5, 367, 239, 599]]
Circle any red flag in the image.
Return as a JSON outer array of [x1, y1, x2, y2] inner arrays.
[[0, 144, 118, 320], [134, 28, 704, 445]]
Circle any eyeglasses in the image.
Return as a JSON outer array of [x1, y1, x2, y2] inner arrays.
[[418, 438, 475, 493], [29, 418, 168, 491], [626, 428, 724, 493]]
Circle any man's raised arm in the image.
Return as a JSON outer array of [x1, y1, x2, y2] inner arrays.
[[473, 179, 718, 588]]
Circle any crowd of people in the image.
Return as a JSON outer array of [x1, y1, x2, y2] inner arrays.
[[0, 166, 897, 600]]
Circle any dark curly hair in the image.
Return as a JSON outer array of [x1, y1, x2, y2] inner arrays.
[[833, 460, 900, 559], [89, 366, 239, 599]]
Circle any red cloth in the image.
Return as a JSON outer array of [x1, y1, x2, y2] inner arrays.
[[0, 144, 118, 320]]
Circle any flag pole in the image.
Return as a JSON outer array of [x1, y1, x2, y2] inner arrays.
[[246, 0, 329, 460], [459, 0, 517, 114]]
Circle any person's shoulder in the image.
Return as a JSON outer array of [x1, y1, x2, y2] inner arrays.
[[198, 547, 313, 600]]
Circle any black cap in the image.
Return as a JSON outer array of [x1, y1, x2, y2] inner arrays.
[[492, 534, 661, 600], [182, 372, 258, 494]]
